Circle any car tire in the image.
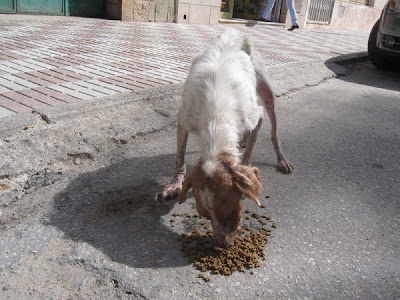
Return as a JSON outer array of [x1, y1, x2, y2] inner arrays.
[[368, 20, 390, 69]]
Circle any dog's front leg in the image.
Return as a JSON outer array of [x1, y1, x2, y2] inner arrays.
[[160, 122, 188, 200], [242, 113, 264, 165]]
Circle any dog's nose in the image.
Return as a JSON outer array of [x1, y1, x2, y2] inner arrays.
[[216, 235, 232, 248], [216, 239, 229, 248], [217, 233, 237, 248]]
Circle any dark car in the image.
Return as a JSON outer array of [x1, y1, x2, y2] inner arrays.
[[368, 0, 400, 69]]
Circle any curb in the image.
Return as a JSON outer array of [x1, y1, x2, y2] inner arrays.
[[219, 18, 285, 27], [0, 53, 368, 138], [0, 84, 182, 138], [268, 52, 368, 97]]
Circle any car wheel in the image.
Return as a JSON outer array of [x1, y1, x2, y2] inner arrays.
[[368, 20, 390, 69]]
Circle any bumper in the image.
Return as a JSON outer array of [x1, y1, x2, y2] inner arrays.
[[378, 8, 400, 56]]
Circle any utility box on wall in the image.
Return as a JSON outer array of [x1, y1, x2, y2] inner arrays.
[[121, 0, 175, 22], [176, 0, 221, 25]]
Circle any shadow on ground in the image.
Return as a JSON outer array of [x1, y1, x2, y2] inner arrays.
[[49, 153, 191, 269], [325, 54, 400, 92]]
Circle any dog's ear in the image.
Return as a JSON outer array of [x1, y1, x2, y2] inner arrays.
[[178, 169, 195, 204], [232, 165, 262, 206]]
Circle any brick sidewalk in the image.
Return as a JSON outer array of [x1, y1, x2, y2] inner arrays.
[[0, 16, 369, 115]]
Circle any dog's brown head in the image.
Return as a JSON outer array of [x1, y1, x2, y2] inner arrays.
[[178, 157, 262, 248]]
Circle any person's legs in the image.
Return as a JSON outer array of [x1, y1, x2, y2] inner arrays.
[[261, 0, 277, 20], [286, 0, 298, 26]]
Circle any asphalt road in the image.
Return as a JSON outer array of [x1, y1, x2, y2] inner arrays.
[[0, 62, 399, 299]]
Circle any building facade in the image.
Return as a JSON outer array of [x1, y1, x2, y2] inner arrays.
[[295, 0, 384, 31], [0, 0, 386, 31], [185, 0, 385, 31]]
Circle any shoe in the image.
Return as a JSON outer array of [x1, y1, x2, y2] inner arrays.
[[255, 17, 269, 22], [288, 25, 299, 31]]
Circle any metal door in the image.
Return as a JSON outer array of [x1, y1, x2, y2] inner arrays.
[[0, 0, 16, 13], [17, 0, 64, 15], [307, 0, 335, 23]]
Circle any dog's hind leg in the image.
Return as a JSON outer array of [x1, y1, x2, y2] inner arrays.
[[257, 78, 294, 173], [159, 120, 188, 200], [242, 37, 293, 173]]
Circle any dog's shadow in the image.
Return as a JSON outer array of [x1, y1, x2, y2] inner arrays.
[[49, 153, 192, 268]]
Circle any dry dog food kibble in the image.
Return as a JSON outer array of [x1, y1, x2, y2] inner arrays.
[[198, 273, 211, 282], [176, 210, 275, 280]]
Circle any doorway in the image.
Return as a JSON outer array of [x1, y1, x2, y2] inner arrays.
[[220, 0, 283, 22]]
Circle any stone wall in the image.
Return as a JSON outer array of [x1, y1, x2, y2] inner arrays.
[[176, 0, 221, 25], [121, 0, 175, 22]]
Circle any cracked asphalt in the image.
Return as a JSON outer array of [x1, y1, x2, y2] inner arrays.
[[0, 61, 399, 299]]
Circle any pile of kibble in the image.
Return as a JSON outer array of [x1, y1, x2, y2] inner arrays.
[[171, 206, 276, 282]]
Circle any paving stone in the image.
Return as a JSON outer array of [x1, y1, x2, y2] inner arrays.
[[14, 72, 55, 86], [0, 84, 12, 93], [60, 82, 109, 98], [32, 87, 80, 103], [73, 80, 124, 95], [0, 63, 21, 74], [24, 59, 55, 70], [25, 70, 64, 85], [47, 84, 95, 101], [18, 89, 67, 106], [85, 79, 131, 93], [1, 74, 39, 89], [0, 18, 368, 116], [99, 77, 140, 91], [1, 91, 50, 110], [0, 94, 32, 113], [0, 76, 34, 91]]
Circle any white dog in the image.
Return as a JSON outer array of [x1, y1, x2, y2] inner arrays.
[[161, 29, 293, 247]]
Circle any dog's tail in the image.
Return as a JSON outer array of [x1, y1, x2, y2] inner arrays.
[[241, 36, 275, 106]]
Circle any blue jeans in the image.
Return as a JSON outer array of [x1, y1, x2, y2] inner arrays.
[[261, 0, 298, 26]]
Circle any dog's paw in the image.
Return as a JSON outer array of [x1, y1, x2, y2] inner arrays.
[[158, 185, 182, 200], [278, 159, 294, 174], [157, 174, 185, 200]]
